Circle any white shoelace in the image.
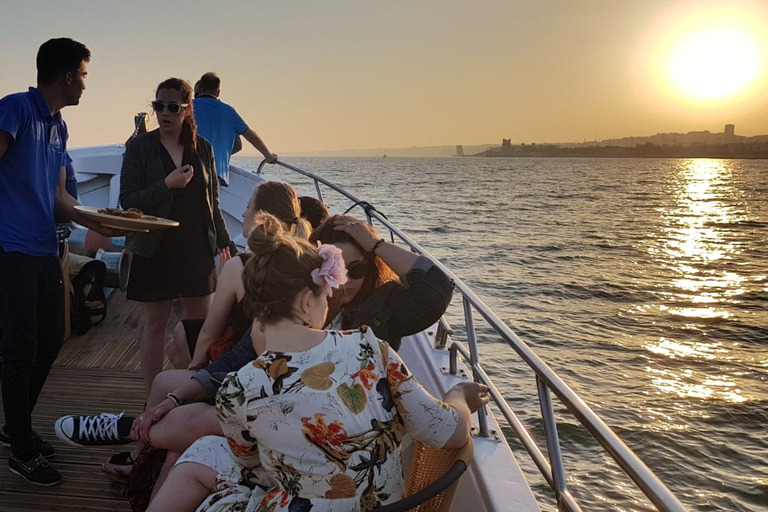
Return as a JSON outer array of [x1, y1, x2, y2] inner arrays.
[[78, 412, 124, 442]]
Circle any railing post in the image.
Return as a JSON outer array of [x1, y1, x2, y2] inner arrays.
[[435, 317, 453, 350], [537, 377, 569, 510], [313, 180, 324, 205], [448, 344, 459, 375], [462, 296, 489, 437]]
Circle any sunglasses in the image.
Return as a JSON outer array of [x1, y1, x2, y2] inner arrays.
[[346, 260, 370, 280], [151, 101, 189, 114]]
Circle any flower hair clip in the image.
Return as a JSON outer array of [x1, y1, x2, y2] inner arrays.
[[311, 243, 348, 296]]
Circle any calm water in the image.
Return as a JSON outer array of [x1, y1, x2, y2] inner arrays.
[[236, 155, 768, 512]]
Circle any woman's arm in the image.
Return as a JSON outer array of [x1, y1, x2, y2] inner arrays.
[[191, 326, 259, 399], [440, 382, 490, 449], [333, 214, 417, 276], [384, 257, 454, 340], [379, 337, 489, 450], [136, 323, 256, 441], [134, 376, 209, 443], [188, 256, 244, 367], [333, 215, 454, 347]]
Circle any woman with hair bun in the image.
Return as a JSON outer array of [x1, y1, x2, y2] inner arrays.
[[148, 213, 490, 512]]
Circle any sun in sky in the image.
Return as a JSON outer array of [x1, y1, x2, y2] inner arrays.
[[639, 3, 768, 110], [667, 27, 761, 100]]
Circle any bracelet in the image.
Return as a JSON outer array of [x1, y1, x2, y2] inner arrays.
[[370, 238, 385, 255], [165, 392, 182, 407]]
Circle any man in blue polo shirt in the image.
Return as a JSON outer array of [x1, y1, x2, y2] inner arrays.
[[193, 72, 278, 186], [0, 38, 116, 486]]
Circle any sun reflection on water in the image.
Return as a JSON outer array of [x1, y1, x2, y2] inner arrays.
[[646, 364, 747, 403], [645, 337, 729, 361], [639, 160, 755, 404], [658, 160, 742, 266]]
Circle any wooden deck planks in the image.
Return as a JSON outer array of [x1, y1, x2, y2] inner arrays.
[[0, 291, 185, 510], [0, 367, 145, 511], [55, 292, 145, 370], [54, 291, 181, 371]]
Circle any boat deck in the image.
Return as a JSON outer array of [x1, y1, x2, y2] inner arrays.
[[0, 292, 176, 510]]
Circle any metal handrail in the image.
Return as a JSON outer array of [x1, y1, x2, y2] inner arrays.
[[255, 159, 687, 512]]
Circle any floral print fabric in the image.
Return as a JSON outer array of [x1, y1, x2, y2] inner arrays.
[[194, 327, 458, 512]]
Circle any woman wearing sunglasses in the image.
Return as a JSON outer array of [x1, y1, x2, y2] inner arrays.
[[310, 213, 452, 350], [118, 77, 236, 395]]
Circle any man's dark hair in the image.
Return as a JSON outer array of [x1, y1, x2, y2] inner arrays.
[[37, 38, 91, 85], [199, 72, 221, 94]]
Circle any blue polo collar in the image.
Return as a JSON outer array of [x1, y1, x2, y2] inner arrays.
[[28, 87, 61, 122]]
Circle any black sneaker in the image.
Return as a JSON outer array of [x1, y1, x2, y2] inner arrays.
[[0, 428, 55, 459], [54, 412, 133, 447], [9, 454, 62, 486]]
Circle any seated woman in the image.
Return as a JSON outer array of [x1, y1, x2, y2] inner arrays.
[[166, 180, 312, 369], [147, 213, 489, 511], [55, 212, 454, 492]]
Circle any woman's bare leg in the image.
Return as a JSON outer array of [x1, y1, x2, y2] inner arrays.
[[149, 450, 182, 504], [146, 461, 216, 512], [166, 322, 191, 369], [146, 369, 196, 409], [140, 301, 174, 395], [148, 403, 222, 453], [109, 403, 220, 483], [119, 369, 198, 463], [181, 296, 211, 327], [164, 295, 209, 370]]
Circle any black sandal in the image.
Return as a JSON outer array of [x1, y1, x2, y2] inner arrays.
[[108, 451, 135, 466]]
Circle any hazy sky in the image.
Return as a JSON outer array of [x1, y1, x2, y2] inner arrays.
[[1, 0, 767, 153]]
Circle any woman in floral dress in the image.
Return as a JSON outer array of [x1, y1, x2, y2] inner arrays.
[[148, 213, 490, 512]]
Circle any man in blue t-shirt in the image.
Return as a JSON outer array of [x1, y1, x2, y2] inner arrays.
[[193, 72, 278, 186], [0, 38, 117, 486]]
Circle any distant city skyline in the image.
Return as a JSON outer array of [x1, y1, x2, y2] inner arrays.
[[273, 123, 768, 157], [1, 1, 767, 153]]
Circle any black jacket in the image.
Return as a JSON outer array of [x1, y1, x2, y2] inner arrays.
[[119, 130, 235, 258]]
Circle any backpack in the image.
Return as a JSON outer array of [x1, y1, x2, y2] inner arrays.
[[70, 260, 107, 335]]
